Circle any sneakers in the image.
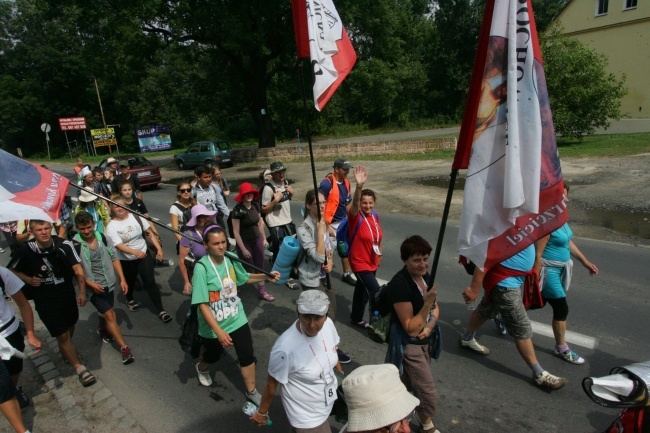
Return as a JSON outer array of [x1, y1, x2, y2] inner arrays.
[[534, 371, 568, 390], [351, 320, 369, 329], [0, 247, 5, 253], [246, 389, 262, 407], [196, 363, 212, 386], [286, 278, 299, 290], [554, 348, 586, 365], [121, 346, 134, 365], [97, 327, 114, 343], [341, 274, 356, 286], [337, 348, 352, 364], [458, 337, 490, 355], [15, 386, 29, 408]]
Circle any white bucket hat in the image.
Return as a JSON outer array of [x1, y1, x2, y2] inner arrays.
[[343, 364, 420, 432]]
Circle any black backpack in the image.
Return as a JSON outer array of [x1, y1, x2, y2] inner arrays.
[[258, 182, 275, 219], [173, 203, 193, 232], [227, 202, 261, 238]]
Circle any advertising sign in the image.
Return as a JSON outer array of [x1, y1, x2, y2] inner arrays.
[[58, 117, 87, 131], [136, 125, 172, 153], [90, 128, 117, 147]]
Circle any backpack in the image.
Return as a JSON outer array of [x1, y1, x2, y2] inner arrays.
[[173, 203, 193, 232], [335, 211, 378, 258], [227, 202, 261, 238], [258, 182, 275, 219]]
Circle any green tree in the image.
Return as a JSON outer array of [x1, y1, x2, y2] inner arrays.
[[541, 28, 627, 141]]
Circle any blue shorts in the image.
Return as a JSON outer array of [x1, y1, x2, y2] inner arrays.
[[90, 287, 115, 314], [541, 267, 566, 300]]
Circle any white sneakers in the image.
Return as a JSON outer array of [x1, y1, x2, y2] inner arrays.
[[458, 337, 490, 355], [534, 371, 568, 390], [195, 363, 212, 387]]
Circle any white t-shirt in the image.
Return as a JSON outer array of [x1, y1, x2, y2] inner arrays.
[[106, 214, 150, 261], [268, 318, 340, 429], [0, 267, 25, 338], [261, 179, 292, 227]]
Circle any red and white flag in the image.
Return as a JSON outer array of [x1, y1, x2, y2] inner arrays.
[[292, 0, 357, 111], [0, 150, 70, 223], [455, 0, 567, 271]]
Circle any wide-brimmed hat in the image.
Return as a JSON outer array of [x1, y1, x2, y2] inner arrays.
[[78, 188, 98, 203], [269, 161, 286, 173], [186, 204, 217, 227], [79, 167, 92, 178], [343, 364, 420, 432], [333, 158, 352, 170], [106, 157, 118, 164], [234, 182, 259, 202], [296, 290, 329, 316]]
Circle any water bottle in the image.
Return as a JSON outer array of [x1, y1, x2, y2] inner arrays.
[[370, 311, 380, 325], [242, 401, 272, 426]]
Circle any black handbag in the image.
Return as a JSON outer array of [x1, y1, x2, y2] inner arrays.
[[178, 305, 201, 358]]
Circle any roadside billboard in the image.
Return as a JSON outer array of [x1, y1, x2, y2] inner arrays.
[[90, 128, 117, 147], [136, 125, 172, 153], [58, 117, 87, 131]]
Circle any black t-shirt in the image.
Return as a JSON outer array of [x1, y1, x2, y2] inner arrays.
[[9, 238, 80, 308], [233, 202, 262, 242], [126, 197, 148, 214], [386, 266, 432, 345]]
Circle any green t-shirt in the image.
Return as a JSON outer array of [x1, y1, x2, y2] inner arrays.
[[191, 255, 251, 338]]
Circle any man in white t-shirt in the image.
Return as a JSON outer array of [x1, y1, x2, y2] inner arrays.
[[0, 267, 42, 408], [192, 165, 230, 236]]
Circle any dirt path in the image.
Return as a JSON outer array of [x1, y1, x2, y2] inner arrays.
[[180, 154, 649, 247]]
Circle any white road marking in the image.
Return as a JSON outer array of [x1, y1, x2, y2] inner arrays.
[[530, 320, 598, 349], [374, 279, 598, 349]]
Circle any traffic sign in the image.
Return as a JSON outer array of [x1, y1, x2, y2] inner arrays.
[[40, 123, 51, 133]]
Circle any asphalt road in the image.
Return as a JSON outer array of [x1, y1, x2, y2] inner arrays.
[[9, 182, 643, 433]]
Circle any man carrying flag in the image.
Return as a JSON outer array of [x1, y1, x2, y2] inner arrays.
[[454, 0, 568, 390]]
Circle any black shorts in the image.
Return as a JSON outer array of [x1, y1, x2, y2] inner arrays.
[[90, 287, 115, 314], [36, 299, 79, 338], [0, 360, 15, 404], [202, 324, 256, 367], [1, 327, 25, 376]]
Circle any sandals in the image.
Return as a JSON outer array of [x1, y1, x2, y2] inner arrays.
[[127, 300, 140, 312], [159, 311, 172, 323], [78, 370, 97, 387], [259, 292, 275, 302]]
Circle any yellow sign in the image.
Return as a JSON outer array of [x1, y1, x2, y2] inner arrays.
[[90, 128, 117, 147]]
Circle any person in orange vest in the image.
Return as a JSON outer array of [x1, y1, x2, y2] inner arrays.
[[319, 159, 356, 286]]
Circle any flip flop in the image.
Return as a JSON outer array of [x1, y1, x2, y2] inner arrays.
[[259, 292, 275, 302]]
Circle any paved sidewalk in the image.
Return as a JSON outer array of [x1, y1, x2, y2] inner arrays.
[[6, 315, 146, 433]]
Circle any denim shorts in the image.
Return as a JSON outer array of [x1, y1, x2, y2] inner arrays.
[[476, 285, 532, 340]]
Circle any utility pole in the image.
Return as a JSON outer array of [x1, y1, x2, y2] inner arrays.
[[93, 76, 115, 154]]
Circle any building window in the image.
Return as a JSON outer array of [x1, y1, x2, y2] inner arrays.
[[596, 0, 609, 15], [624, 0, 637, 9]]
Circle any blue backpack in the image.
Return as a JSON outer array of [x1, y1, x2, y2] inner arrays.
[[335, 211, 378, 258]]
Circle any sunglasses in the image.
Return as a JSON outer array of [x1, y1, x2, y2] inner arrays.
[[179, 188, 191, 193]]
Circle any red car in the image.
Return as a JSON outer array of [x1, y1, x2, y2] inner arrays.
[[99, 155, 162, 188]]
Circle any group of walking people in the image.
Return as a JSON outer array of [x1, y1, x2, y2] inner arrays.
[[0, 156, 600, 433]]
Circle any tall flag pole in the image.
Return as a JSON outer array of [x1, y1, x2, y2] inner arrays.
[[291, 0, 357, 290], [455, 0, 567, 271]]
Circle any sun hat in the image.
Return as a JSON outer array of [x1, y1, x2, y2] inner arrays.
[[79, 167, 92, 178], [234, 182, 260, 202], [106, 157, 118, 164], [333, 158, 352, 170], [269, 161, 286, 173], [78, 188, 98, 203], [343, 364, 420, 432], [186, 204, 217, 227], [296, 290, 329, 316]]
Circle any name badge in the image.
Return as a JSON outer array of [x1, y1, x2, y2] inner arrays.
[[373, 245, 382, 256], [324, 377, 336, 405]]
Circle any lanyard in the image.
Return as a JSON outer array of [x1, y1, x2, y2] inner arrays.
[[361, 213, 380, 245], [299, 322, 333, 380], [208, 256, 232, 287]]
